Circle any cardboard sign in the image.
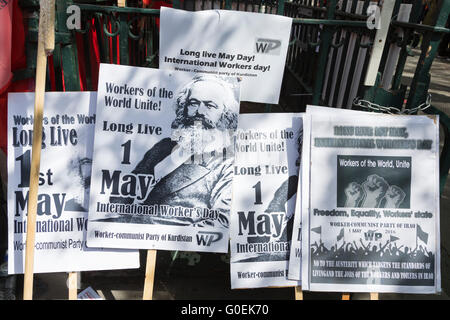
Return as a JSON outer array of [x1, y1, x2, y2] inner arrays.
[[159, 7, 292, 104], [230, 113, 302, 288], [7, 92, 139, 274], [86, 64, 240, 253], [301, 106, 441, 293]]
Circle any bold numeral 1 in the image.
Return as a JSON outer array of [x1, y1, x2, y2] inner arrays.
[[252, 181, 263, 205], [15, 150, 31, 188], [121, 140, 131, 164]]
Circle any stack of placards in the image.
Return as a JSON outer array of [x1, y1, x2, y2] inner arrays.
[[5, 5, 443, 298], [295, 106, 441, 294], [6, 6, 296, 292]]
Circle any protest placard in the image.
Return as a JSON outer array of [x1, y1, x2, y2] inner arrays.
[[159, 7, 292, 104], [289, 106, 367, 282], [301, 107, 440, 293], [230, 113, 302, 289], [86, 64, 240, 253], [7, 92, 139, 274]]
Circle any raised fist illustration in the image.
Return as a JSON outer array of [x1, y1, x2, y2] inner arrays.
[[344, 182, 364, 207], [383, 185, 406, 208], [361, 174, 389, 208]]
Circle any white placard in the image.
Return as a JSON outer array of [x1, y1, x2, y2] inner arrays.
[[301, 106, 440, 293], [290, 106, 366, 281], [159, 7, 292, 104], [230, 113, 302, 289], [86, 64, 240, 253], [7, 92, 139, 274]]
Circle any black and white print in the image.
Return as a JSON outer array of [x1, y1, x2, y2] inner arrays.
[[230, 113, 302, 289], [87, 64, 240, 252], [337, 155, 411, 209], [7, 92, 139, 274], [301, 107, 440, 294]]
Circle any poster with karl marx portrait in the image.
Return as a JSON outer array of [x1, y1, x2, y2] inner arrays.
[[86, 64, 240, 252]]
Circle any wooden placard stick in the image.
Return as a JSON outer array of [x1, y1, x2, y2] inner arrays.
[[39, 1, 75, 300], [341, 293, 351, 300], [23, 0, 55, 300], [343, 292, 379, 300], [294, 286, 303, 300], [143, 250, 157, 300], [114, 0, 158, 301], [113, 0, 159, 301], [68, 272, 78, 300]]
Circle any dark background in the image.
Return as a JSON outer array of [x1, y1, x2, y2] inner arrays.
[[336, 155, 411, 208]]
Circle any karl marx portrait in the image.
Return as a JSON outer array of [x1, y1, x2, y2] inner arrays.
[[107, 74, 240, 229]]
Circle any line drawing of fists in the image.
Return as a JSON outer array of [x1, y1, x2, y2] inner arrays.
[[383, 185, 406, 208], [344, 182, 364, 207], [361, 174, 389, 208]]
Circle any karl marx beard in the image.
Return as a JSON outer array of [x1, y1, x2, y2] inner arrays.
[[170, 98, 238, 157]]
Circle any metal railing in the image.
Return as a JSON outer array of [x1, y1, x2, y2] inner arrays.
[[17, 0, 450, 108], [15, 0, 450, 190]]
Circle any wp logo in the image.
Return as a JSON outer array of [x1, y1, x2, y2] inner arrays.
[[196, 231, 223, 246], [255, 38, 282, 55], [364, 230, 382, 241]]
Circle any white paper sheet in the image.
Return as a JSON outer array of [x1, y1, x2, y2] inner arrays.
[[86, 64, 240, 253], [159, 7, 292, 104], [230, 113, 302, 288], [7, 92, 139, 274]]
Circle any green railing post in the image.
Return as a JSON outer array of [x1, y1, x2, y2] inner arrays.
[[277, 0, 285, 15], [56, 0, 81, 91], [391, 0, 424, 91], [311, 0, 337, 105], [119, 14, 130, 65], [173, 0, 181, 9]]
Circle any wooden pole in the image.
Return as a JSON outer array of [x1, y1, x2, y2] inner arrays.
[[294, 286, 303, 300], [143, 250, 157, 300], [341, 293, 351, 300], [68, 272, 78, 300], [43, 1, 55, 55], [370, 292, 379, 300], [22, 19, 47, 302], [115, 0, 158, 301], [114, 0, 159, 301], [23, 0, 54, 300]]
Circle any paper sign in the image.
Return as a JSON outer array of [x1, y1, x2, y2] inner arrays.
[[230, 113, 302, 288], [301, 107, 440, 293], [7, 92, 139, 274], [86, 64, 240, 253], [159, 7, 292, 104]]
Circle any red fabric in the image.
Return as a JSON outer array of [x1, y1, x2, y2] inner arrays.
[[75, 32, 86, 91], [0, 0, 34, 154], [0, 1, 173, 153], [0, 0, 13, 90], [89, 19, 101, 91], [143, 1, 173, 29], [10, 0, 26, 72]]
